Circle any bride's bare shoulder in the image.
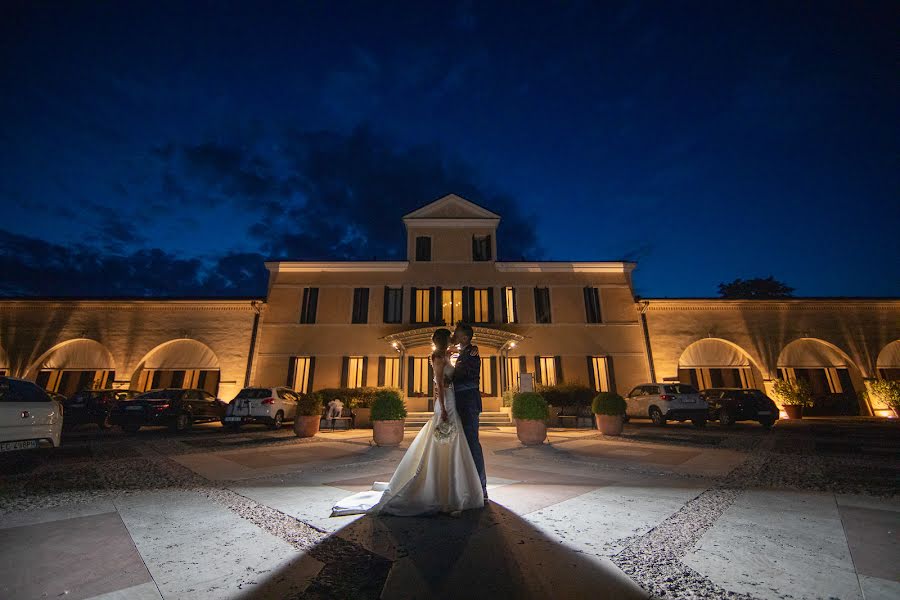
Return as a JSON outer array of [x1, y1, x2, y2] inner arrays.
[[431, 352, 446, 365]]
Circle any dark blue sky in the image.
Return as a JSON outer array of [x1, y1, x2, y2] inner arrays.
[[2, 1, 898, 298]]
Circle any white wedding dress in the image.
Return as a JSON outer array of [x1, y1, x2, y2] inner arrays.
[[331, 360, 485, 516]]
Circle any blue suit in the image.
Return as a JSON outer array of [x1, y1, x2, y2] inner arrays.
[[452, 344, 487, 494]]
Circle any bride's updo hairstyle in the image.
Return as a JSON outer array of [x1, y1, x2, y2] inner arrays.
[[432, 328, 452, 351]]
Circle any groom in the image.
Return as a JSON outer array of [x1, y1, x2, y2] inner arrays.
[[451, 323, 488, 501]]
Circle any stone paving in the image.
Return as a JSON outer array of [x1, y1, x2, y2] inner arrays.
[[0, 418, 898, 599]]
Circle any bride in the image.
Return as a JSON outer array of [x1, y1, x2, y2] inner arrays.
[[332, 328, 485, 516]]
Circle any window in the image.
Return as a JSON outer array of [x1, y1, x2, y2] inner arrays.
[[442, 289, 463, 325], [502, 287, 517, 323], [342, 357, 366, 389], [413, 288, 432, 323], [289, 357, 314, 393], [378, 357, 401, 388], [583, 287, 602, 323], [409, 357, 431, 396], [472, 235, 492, 261], [534, 287, 551, 323], [504, 357, 521, 391], [300, 287, 319, 324], [383, 287, 403, 323], [415, 236, 432, 261], [479, 357, 496, 396], [352, 287, 369, 324], [588, 356, 611, 392], [536, 356, 558, 386], [473, 289, 492, 323]]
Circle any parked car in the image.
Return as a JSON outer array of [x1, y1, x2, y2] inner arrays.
[[223, 387, 298, 430], [64, 389, 140, 429], [624, 383, 708, 427], [0, 377, 63, 452], [701, 388, 779, 428], [110, 388, 228, 433]]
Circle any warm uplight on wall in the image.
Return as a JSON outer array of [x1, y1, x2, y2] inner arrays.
[[874, 409, 896, 419], [509, 342, 516, 348]]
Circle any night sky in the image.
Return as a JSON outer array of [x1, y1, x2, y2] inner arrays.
[[1, 2, 898, 299]]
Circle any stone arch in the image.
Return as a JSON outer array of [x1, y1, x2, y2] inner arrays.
[[876, 340, 900, 380], [777, 338, 864, 415], [131, 339, 221, 395], [677, 338, 765, 389], [25, 339, 117, 396]]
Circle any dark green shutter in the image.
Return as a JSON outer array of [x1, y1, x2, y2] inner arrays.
[[308, 288, 319, 323], [286, 357, 296, 388], [410, 287, 418, 322], [586, 356, 596, 391], [408, 357, 415, 395], [307, 357, 316, 392], [433, 286, 443, 324], [534, 356, 542, 385], [490, 356, 498, 395], [487, 288, 495, 323], [518, 356, 527, 380], [554, 356, 563, 384], [383, 287, 390, 323], [340, 357, 349, 388], [500, 287, 509, 323], [428, 287, 437, 323], [361, 357, 368, 387], [377, 356, 386, 386], [511, 287, 518, 323], [606, 356, 616, 394]]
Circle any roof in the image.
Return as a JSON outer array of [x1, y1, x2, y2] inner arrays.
[[402, 193, 501, 223]]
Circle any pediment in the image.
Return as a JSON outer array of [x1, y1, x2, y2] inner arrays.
[[403, 194, 500, 221]]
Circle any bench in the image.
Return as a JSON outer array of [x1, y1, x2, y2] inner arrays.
[[557, 405, 594, 428], [321, 407, 355, 430]]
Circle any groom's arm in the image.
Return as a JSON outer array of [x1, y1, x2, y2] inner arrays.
[[454, 345, 481, 382]]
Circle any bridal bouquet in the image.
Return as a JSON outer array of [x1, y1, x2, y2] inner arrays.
[[433, 419, 456, 444]]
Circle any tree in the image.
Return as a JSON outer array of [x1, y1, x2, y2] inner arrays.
[[717, 276, 794, 299]]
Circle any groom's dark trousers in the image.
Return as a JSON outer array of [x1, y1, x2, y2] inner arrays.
[[456, 390, 487, 494]]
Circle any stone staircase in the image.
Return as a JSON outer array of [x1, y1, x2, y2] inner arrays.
[[405, 411, 512, 428]]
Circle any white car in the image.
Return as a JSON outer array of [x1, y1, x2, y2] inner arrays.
[[223, 387, 298, 430], [624, 383, 708, 428], [0, 377, 63, 452]]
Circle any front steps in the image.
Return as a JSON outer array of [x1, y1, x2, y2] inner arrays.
[[405, 411, 512, 428]]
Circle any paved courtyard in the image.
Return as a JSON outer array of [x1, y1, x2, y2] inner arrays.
[[1, 418, 898, 599]]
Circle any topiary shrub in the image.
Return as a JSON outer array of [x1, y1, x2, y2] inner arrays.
[[502, 389, 515, 408], [869, 379, 900, 411], [592, 392, 626, 416], [295, 392, 322, 417], [772, 379, 813, 407], [314, 387, 402, 409], [512, 392, 549, 421], [371, 389, 407, 421], [537, 383, 595, 407]]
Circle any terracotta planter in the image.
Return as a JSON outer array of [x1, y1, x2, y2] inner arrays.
[[515, 419, 547, 446], [293, 415, 320, 438], [595, 414, 624, 436], [373, 420, 405, 447], [783, 405, 804, 420]]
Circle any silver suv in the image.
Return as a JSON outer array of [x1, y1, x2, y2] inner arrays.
[[624, 383, 708, 427]]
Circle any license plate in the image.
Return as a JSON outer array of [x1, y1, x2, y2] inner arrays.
[[126, 406, 144, 411], [682, 398, 695, 404], [1, 440, 38, 452], [224, 416, 242, 422], [757, 411, 771, 416]]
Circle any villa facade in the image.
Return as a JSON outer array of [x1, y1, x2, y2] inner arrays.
[[0, 194, 897, 416]]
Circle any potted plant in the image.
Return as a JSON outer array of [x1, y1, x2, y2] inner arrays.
[[512, 391, 549, 446], [773, 379, 812, 419], [293, 392, 323, 438], [371, 389, 407, 446], [592, 392, 627, 435], [868, 379, 900, 418]]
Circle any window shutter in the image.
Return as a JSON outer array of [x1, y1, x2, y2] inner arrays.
[[472, 235, 477, 261], [534, 287, 542, 323], [486, 235, 492, 260], [490, 356, 498, 395], [377, 356, 386, 386], [286, 357, 297, 388], [511, 287, 518, 323], [300, 288, 309, 323], [464, 287, 475, 323], [487, 287, 495, 323], [307, 357, 316, 392], [410, 287, 418, 322], [594, 288, 602, 323], [408, 356, 415, 395], [586, 356, 596, 391], [340, 357, 349, 388], [361, 357, 369, 387], [534, 356, 542, 384], [427, 360, 434, 397], [428, 287, 437, 323], [519, 356, 527, 379], [501, 287, 508, 323], [554, 356, 563, 384], [383, 287, 390, 323], [583, 287, 592, 322], [433, 286, 443, 324], [309, 288, 319, 323], [606, 356, 616, 394]]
